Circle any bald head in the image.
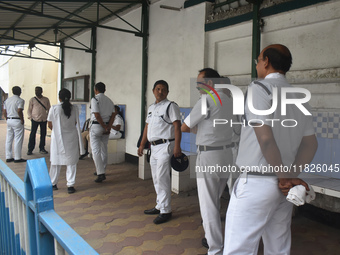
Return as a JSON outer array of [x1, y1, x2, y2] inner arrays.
[[261, 44, 292, 74], [264, 44, 291, 56]]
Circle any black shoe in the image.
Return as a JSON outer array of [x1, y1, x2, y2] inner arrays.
[[52, 185, 58, 191], [14, 159, 27, 163], [79, 152, 89, 160], [94, 174, 106, 183], [153, 213, 172, 224], [68, 187, 76, 194], [144, 208, 160, 215], [40, 149, 48, 154], [6, 158, 14, 162], [202, 237, 209, 249], [27, 150, 33, 155], [93, 172, 97, 176]]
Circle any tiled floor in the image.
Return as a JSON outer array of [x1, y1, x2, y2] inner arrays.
[[1, 120, 340, 255]]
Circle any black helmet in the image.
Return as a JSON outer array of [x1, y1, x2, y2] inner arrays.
[[171, 153, 189, 172]]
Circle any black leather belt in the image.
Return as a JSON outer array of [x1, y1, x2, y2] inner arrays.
[[198, 142, 234, 152], [92, 121, 109, 124], [7, 117, 20, 119], [151, 138, 175, 146]]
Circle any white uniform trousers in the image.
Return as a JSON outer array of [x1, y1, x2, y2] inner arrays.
[[109, 132, 122, 140], [6, 119, 24, 160], [49, 164, 77, 187], [196, 148, 232, 255], [90, 124, 110, 175], [150, 141, 174, 214], [224, 172, 293, 255]]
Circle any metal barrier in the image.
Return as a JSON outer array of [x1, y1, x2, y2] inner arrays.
[[0, 158, 98, 255]]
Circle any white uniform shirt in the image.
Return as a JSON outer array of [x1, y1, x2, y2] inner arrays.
[[110, 114, 124, 135], [236, 73, 315, 170], [146, 99, 181, 142], [90, 93, 115, 122], [4, 95, 25, 117], [184, 89, 234, 147]]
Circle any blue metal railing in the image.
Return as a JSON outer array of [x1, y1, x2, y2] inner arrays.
[[0, 158, 99, 255]]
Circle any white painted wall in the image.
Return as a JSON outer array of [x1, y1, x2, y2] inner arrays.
[[64, 0, 206, 157], [147, 0, 205, 108], [64, 32, 92, 79], [96, 7, 143, 157], [206, 22, 253, 85], [206, 1, 340, 110], [0, 58, 9, 93], [262, 2, 340, 71]]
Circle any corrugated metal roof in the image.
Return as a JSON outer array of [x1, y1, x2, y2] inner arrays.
[[0, 1, 143, 46]]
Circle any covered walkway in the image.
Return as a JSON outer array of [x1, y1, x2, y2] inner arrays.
[[1, 120, 340, 255]]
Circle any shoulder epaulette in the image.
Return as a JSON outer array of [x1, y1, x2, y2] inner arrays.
[[253, 81, 271, 95], [242, 81, 272, 124], [166, 101, 177, 118]]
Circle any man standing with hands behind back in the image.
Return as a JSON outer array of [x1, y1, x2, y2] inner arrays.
[[27, 86, 51, 155], [138, 80, 182, 224], [223, 44, 318, 254], [90, 82, 115, 183]]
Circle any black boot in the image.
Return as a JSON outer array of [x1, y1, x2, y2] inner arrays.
[[94, 174, 106, 183]]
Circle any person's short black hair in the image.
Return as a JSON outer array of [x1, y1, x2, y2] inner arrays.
[[12, 86, 21, 95], [263, 47, 292, 73], [35, 86, 43, 92], [95, 82, 106, 93], [199, 68, 221, 79], [153, 80, 169, 91], [115, 105, 120, 112]]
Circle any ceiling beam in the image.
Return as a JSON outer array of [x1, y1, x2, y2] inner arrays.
[[0, 26, 90, 31], [0, 1, 40, 44], [0, 0, 142, 2], [0, 0, 145, 57], [0, 4, 96, 26], [99, 2, 141, 33], [30, 1, 95, 42], [64, 1, 142, 42], [0, 52, 61, 62]]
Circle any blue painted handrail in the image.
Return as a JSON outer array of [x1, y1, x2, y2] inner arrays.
[[0, 158, 99, 255]]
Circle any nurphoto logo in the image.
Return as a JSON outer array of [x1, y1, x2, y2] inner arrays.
[[199, 81, 312, 128]]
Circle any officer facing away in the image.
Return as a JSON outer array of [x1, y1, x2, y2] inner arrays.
[[90, 82, 115, 183]]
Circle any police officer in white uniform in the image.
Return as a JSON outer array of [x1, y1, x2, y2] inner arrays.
[[109, 105, 124, 140], [138, 80, 182, 224], [182, 68, 235, 255], [90, 82, 115, 183], [3, 86, 26, 163], [223, 44, 318, 254]]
